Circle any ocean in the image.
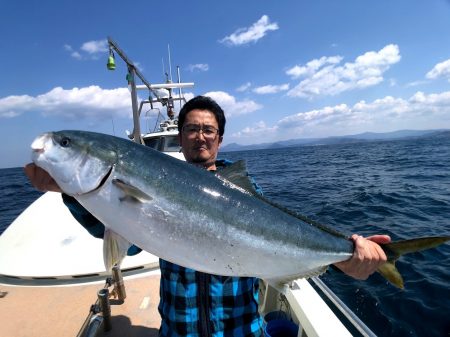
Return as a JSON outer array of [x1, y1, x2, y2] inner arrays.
[[1, 134, 449, 336]]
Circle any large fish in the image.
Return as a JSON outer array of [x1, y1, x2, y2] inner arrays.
[[31, 130, 449, 289]]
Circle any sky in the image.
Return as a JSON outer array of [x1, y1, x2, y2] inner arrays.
[[1, 0, 450, 168]]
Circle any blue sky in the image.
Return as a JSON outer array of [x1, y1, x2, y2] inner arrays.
[[1, 0, 450, 168]]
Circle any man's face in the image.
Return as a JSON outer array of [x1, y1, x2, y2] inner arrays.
[[179, 109, 222, 170]]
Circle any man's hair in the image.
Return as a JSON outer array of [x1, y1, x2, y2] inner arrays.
[[178, 96, 226, 136]]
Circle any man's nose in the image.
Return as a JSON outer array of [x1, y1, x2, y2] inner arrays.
[[196, 130, 207, 140]]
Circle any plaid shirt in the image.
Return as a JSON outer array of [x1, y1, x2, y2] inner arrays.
[[62, 160, 264, 337], [159, 260, 263, 337]]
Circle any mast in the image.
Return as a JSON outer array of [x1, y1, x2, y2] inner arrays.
[[107, 36, 160, 144], [168, 44, 173, 82], [106, 37, 194, 140], [177, 66, 183, 110]]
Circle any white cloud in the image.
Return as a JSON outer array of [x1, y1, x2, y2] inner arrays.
[[220, 15, 279, 46], [187, 63, 209, 72], [0, 86, 132, 119], [388, 78, 397, 87], [231, 90, 450, 141], [64, 44, 82, 60], [276, 91, 444, 132], [406, 80, 428, 87], [253, 83, 290, 94], [65, 39, 109, 60], [287, 44, 401, 98], [181, 92, 195, 102], [81, 40, 109, 54], [0, 95, 35, 118], [426, 59, 450, 82], [236, 82, 252, 92], [71, 51, 82, 60], [231, 121, 276, 138], [277, 104, 352, 130], [203, 91, 262, 117], [286, 56, 343, 79]]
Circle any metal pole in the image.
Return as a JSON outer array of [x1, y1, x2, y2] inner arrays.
[[76, 279, 113, 337], [177, 66, 183, 110], [83, 315, 104, 337], [168, 44, 173, 82], [128, 66, 141, 144], [112, 265, 127, 301], [107, 36, 161, 101], [97, 288, 112, 332]]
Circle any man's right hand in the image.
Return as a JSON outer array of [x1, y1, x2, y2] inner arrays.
[[24, 163, 62, 193]]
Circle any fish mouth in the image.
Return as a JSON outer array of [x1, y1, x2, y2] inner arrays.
[[31, 133, 51, 159]]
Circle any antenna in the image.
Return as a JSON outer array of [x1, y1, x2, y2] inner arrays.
[[177, 65, 183, 109], [168, 44, 173, 82]]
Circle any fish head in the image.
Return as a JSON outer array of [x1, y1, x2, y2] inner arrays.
[[31, 130, 117, 196]]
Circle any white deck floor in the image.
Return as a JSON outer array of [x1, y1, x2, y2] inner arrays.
[[0, 192, 158, 278]]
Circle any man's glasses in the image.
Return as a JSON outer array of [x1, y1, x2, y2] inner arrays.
[[182, 124, 219, 139]]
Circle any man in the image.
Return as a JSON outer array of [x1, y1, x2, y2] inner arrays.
[[25, 95, 390, 336]]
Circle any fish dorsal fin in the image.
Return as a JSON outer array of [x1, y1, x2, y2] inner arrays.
[[216, 160, 260, 197], [267, 199, 348, 239], [256, 193, 348, 239], [217, 161, 347, 239], [112, 178, 153, 203]]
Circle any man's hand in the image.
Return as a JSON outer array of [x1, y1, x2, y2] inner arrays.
[[334, 234, 391, 280], [24, 163, 62, 193]]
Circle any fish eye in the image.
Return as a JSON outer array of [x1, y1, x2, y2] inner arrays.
[[60, 137, 71, 147]]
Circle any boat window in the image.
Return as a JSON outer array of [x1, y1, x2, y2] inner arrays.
[[163, 136, 181, 152], [144, 138, 161, 150]]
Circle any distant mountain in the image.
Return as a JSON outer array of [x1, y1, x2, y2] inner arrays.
[[220, 129, 450, 153]]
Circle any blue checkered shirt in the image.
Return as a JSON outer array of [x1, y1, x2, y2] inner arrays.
[[158, 259, 263, 337]]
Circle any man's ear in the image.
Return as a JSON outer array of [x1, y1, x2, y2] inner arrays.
[[218, 136, 223, 145]]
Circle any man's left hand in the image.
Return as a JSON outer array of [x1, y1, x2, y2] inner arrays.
[[334, 234, 391, 280]]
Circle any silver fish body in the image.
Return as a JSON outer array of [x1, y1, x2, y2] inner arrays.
[[31, 130, 353, 283]]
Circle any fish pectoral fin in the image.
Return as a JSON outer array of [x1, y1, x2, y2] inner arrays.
[[266, 266, 329, 293], [112, 178, 153, 203], [103, 229, 133, 272]]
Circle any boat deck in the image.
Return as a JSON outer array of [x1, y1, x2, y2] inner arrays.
[[0, 273, 162, 337]]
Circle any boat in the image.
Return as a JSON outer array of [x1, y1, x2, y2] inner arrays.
[[0, 37, 376, 337]]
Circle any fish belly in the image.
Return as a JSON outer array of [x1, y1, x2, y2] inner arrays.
[[76, 177, 351, 280]]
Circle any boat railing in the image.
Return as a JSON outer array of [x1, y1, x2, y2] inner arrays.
[[309, 277, 377, 337], [260, 276, 377, 337]]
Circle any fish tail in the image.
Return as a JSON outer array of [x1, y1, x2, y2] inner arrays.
[[378, 236, 450, 289]]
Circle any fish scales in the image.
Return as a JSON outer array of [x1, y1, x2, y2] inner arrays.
[[110, 135, 352, 277]]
